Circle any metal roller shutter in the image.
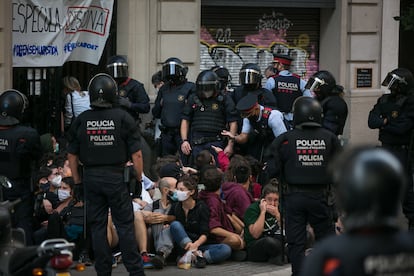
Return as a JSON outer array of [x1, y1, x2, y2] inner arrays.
[[200, 6, 320, 85]]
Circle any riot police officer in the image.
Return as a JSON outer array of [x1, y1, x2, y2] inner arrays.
[[305, 70, 348, 136], [151, 57, 196, 157], [265, 53, 312, 129], [232, 63, 276, 108], [180, 70, 238, 166], [368, 67, 414, 231], [301, 147, 414, 275], [221, 93, 286, 163], [0, 89, 41, 245], [67, 73, 145, 276], [107, 55, 150, 123], [107, 55, 152, 176], [211, 65, 233, 94], [268, 96, 340, 276]]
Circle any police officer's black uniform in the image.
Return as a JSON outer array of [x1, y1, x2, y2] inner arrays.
[[368, 68, 414, 230], [181, 70, 238, 166], [67, 74, 145, 276], [151, 57, 196, 157], [268, 97, 340, 276], [107, 55, 150, 123], [0, 89, 41, 245], [301, 147, 414, 275], [305, 70, 348, 136]]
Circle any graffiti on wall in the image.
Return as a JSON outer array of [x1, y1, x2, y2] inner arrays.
[[200, 11, 319, 86]]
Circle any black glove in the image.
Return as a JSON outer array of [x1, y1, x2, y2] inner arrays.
[[119, 97, 132, 108], [74, 183, 84, 201]]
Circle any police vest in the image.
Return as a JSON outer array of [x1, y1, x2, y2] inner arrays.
[[272, 74, 302, 113], [0, 125, 39, 179], [77, 109, 129, 166], [191, 95, 226, 134], [281, 128, 336, 185], [249, 107, 275, 141], [160, 82, 194, 128]]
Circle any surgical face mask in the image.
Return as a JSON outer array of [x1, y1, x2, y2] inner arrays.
[[176, 190, 190, 202], [50, 175, 62, 188], [58, 189, 71, 201], [168, 190, 178, 202]]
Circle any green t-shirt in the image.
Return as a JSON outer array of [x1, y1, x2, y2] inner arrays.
[[243, 201, 280, 247]]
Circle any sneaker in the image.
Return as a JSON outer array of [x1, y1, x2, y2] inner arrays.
[[191, 250, 207, 269], [141, 252, 154, 269], [152, 253, 165, 269], [78, 253, 93, 266], [112, 256, 117, 268]]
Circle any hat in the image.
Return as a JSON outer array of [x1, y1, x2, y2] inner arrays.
[[272, 53, 293, 66], [236, 93, 259, 113], [159, 163, 182, 179]]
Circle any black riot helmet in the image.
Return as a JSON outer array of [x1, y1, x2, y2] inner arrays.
[[332, 147, 406, 231], [239, 63, 262, 89], [212, 66, 231, 91], [162, 57, 188, 84], [196, 70, 220, 99], [107, 55, 129, 79], [88, 73, 118, 108], [382, 68, 414, 95], [292, 96, 322, 128], [305, 70, 337, 100], [0, 89, 29, 126]]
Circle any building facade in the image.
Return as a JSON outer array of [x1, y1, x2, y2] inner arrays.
[[0, 0, 403, 145]]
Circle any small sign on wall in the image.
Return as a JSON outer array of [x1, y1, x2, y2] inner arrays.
[[356, 68, 373, 88]]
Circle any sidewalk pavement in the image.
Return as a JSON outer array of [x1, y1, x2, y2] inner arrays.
[[71, 261, 292, 276]]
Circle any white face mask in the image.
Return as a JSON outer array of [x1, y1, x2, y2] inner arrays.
[[50, 175, 62, 188], [58, 189, 71, 201], [176, 190, 190, 202]]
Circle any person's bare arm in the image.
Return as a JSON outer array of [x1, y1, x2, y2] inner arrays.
[[131, 150, 143, 182]]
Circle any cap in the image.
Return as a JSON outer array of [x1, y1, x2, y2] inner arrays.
[[159, 163, 182, 179], [236, 93, 259, 113], [273, 53, 293, 66]]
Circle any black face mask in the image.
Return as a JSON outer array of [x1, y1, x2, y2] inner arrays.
[[39, 182, 50, 192]]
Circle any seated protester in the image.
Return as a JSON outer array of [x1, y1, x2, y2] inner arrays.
[[33, 165, 63, 244], [222, 155, 255, 221], [195, 147, 229, 172], [107, 210, 121, 268], [47, 177, 86, 259], [125, 163, 154, 268], [149, 177, 178, 269], [198, 165, 245, 251], [169, 175, 232, 268], [244, 184, 284, 265], [244, 155, 263, 199]]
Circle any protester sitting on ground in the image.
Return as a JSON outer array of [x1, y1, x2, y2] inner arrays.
[[198, 165, 245, 252], [168, 175, 232, 268], [124, 163, 154, 268], [149, 177, 179, 269], [195, 147, 230, 172], [222, 155, 255, 221], [244, 183, 285, 265]]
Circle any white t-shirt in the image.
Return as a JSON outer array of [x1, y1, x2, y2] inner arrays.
[[65, 90, 91, 125]]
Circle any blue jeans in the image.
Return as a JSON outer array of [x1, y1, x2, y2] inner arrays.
[[169, 221, 231, 264]]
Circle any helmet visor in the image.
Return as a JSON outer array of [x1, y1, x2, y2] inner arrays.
[[162, 62, 183, 79], [107, 62, 128, 79], [197, 80, 217, 98], [239, 69, 261, 85], [382, 73, 407, 90], [305, 77, 325, 92]]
